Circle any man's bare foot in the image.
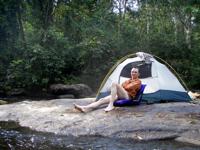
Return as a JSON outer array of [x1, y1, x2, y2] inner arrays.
[[104, 104, 115, 112], [73, 103, 86, 113]]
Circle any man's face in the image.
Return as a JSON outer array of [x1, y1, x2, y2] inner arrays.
[[131, 69, 139, 79]]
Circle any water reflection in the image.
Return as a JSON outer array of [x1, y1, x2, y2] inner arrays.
[[0, 121, 199, 150]]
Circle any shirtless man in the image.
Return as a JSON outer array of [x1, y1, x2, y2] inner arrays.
[[74, 67, 141, 112]]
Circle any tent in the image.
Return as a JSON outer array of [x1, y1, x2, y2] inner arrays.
[[96, 52, 191, 103]]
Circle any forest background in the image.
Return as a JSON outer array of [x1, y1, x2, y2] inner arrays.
[[0, 0, 199, 95]]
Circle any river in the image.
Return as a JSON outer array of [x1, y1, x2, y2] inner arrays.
[[0, 121, 199, 150]]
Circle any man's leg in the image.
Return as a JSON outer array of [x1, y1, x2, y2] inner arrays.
[[74, 95, 111, 112], [104, 83, 129, 112]]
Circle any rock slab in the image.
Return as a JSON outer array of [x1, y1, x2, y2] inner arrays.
[[0, 99, 200, 146]]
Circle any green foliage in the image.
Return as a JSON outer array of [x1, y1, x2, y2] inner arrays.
[[6, 43, 65, 88], [0, 0, 200, 92]]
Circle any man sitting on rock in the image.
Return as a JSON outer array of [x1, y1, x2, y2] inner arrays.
[[74, 67, 141, 112]]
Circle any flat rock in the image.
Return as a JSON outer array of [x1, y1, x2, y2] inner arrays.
[[175, 129, 200, 146], [0, 99, 200, 145]]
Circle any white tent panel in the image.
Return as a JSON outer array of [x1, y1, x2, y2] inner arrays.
[[155, 60, 186, 92], [151, 60, 158, 77], [141, 77, 160, 93]]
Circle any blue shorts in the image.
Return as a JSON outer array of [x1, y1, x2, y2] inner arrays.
[[113, 99, 140, 107]]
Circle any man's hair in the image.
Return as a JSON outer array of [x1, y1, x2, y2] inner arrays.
[[131, 67, 139, 73]]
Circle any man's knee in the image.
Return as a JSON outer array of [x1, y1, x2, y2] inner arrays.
[[111, 82, 119, 88]]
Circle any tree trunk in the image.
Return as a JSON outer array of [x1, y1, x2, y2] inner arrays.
[[122, 0, 128, 20], [184, 13, 192, 49], [172, 12, 178, 44], [146, 1, 150, 35], [39, 0, 55, 44], [145, 0, 150, 51], [16, 1, 26, 47]]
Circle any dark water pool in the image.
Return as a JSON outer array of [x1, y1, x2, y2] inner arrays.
[[0, 121, 199, 150]]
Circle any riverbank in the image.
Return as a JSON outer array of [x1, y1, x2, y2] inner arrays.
[[0, 98, 200, 146]]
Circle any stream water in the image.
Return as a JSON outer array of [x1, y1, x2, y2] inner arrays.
[[0, 121, 199, 150]]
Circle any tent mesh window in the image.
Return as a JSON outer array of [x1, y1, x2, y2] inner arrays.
[[120, 61, 152, 79]]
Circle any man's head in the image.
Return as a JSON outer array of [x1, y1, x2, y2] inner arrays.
[[131, 67, 139, 79]]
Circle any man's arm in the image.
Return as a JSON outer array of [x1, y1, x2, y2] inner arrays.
[[122, 80, 130, 87], [124, 80, 141, 91]]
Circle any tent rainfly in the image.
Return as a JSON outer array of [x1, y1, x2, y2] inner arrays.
[[96, 52, 191, 103]]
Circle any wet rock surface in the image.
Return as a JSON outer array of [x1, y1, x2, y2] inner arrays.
[[0, 98, 200, 146]]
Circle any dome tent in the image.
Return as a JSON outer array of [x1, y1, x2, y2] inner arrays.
[[96, 52, 191, 103]]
